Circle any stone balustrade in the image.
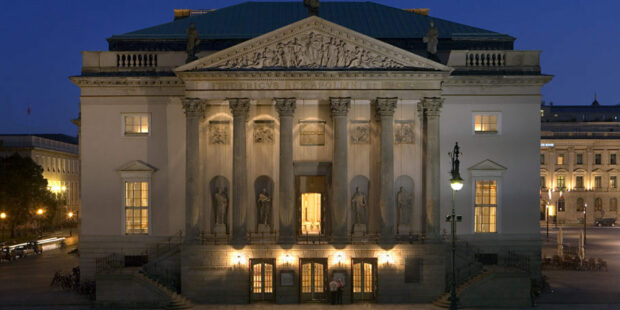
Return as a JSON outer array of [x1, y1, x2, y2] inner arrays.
[[81, 51, 187, 73], [447, 50, 541, 73]]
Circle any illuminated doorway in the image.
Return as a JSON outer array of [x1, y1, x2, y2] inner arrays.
[[297, 175, 327, 239], [300, 258, 327, 302], [250, 259, 275, 303], [352, 258, 377, 302]]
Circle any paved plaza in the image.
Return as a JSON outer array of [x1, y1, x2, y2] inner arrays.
[[2, 227, 620, 309]]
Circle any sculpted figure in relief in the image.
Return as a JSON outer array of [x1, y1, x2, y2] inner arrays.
[[257, 188, 271, 226], [351, 187, 367, 225], [397, 186, 411, 225], [214, 187, 228, 225], [395, 122, 415, 144], [350, 124, 369, 144]]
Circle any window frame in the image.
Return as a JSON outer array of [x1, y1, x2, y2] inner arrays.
[[557, 154, 565, 165], [595, 153, 602, 165], [121, 113, 151, 137], [472, 112, 502, 135], [576, 153, 583, 165], [611, 153, 617, 165], [119, 166, 154, 236], [473, 179, 499, 233]]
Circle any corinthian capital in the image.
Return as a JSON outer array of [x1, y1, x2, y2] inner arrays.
[[329, 97, 351, 117], [183, 98, 205, 118], [375, 97, 397, 117], [420, 97, 444, 117], [228, 98, 250, 118], [275, 97, 296, 117]]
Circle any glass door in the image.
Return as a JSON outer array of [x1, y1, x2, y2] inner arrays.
[[250, 259, 275, 302], [352, 258, 377, 302], [300, 258, 327, 302]]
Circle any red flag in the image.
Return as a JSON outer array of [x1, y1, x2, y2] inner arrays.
[[27, 106, 31, 115]]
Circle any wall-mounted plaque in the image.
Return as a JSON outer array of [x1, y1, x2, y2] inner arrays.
[[254, 120, 274, 144], [209, 120, 230, 145], [300, 120, 325, 146], [350, 120, 370, 144], [395, 120, 415, 144], [280, 270, 295, 287]]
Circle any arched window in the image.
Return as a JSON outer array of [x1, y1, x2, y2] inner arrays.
[[610, 198, 618, 212], [557, 198, 565, 212], [576, 198, 585, 212], [595, 198, 603, 211]]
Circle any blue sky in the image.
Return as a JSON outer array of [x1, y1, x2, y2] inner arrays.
[[1, 0, 618, 136]]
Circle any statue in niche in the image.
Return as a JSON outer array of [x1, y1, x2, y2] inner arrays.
[[214, 187, 228, 225], [304, 0, 320, 16], [257, 188, 271, 226], [397, 186, 411, 225], [351, 187, 367, 225], [423, 20, 439, 60], [185, 22, 200, 63]]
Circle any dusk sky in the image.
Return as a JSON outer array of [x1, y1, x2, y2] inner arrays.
[[1, 0, 618, 136]]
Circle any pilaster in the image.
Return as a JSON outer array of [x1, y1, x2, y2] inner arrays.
[[275, 97, 296, 244], [330, 97, 351, 243], [183, 97, 206, 244], [229, 98, 250, 245], [376, 97, 397, 243]]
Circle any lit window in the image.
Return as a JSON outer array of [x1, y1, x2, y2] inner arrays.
[[301, 193, 321, 235], [556, 175, 565, 189], [610, 176, 617, 189], [123, 113, 150, 135], [557, 154, 564, 165], [474, 180, 497, 233], [473, 113, 499, 134], [125, 181, 149, 234]]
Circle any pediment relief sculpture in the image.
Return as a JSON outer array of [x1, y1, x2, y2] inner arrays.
[[212, 31, 405, 70]]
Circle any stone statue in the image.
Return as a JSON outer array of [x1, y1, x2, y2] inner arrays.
[[257, 188, 271, 226], [185, 22, 200, 63], [214, 187, 228, 225], [423, 20, 439, 58], [351, 187, 367, 225], [304, 0, 320, 16], [397, 186, 410, 224]]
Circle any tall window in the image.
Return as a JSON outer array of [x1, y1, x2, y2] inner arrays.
[[556, 175, 565, 189], [558, 198, 565, 212], [611, 154, 617, 165], [576, 153, 583, 165], [473, 113, 499, 133], [125, 181, 149, 234], [575, 176, 584, 189], [595, 176, 602, 189], [474, 180, 497, 233], [576, 198, 585, 212], [540, 154, 545, 165], [123, 113, 150, 135], [540, 176, 546, 189], [610, 198, 618, 212], [610, 176, 617, 189], [557, 154, 564, 165], [594, 198, 603, 212], [595, 154, 602, 165]]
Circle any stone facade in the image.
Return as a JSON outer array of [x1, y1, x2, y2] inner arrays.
[[72, 5, 550, 306]]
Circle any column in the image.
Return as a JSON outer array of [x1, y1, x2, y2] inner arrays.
[[275, 98, 296, 244], [419, 97, 444, 240], [183, 98, 205, 244], [376, 97, 397, 243], [229, 98, 250, 244], [330, 97, 351, 243]]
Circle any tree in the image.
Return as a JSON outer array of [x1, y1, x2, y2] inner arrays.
[[0, 153, 59, 238]]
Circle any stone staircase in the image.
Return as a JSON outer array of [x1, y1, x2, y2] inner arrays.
[[136, 270, 193, 310], [432, 270, 492, 308]]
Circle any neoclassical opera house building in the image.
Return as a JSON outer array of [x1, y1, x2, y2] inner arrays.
[[72, 1, 550, 307]]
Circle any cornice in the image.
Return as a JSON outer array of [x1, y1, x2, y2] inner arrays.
[[444, 75, 553, 86], [176, 70, 448, 81], [69, 76, 184, 87]]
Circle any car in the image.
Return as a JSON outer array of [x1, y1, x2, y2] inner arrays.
[[595, 218, 616, 227]]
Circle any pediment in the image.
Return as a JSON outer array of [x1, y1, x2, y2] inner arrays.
[[469, 159, 507, 171], [555, 168, 568, 173], [574, 168, 586, 173], [117, 160, 157, 172], [176, 16, 451, 72], [608, 168, 619, 173], [592, 168, 602, 173]]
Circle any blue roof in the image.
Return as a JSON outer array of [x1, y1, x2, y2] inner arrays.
[[110, 1, 512, 41]]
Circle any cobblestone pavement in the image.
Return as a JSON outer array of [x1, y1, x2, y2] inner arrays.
[[538, 226, 620, 306]]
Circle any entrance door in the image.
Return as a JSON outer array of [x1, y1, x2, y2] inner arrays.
[[352, 258, 377, 302], [300, 258, 327, 302], [250, 259, 275, 302], [297, 175, 328, 239]]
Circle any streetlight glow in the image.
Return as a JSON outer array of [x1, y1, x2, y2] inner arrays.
[[68, 212, 74, 218], [0, 212, 6, 219], [37, 208, 44, 215]]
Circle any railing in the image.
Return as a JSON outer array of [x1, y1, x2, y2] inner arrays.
[[95, 253, 124, 274], [447, 50, 540, 72], [82, 51, 187, 73], [501, 250, 531, 273]]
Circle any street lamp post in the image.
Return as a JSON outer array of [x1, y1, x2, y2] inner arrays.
[[583, 203, 587, 245], [0, 212, 6, 242], [546, 203, 550, 241], [448, 142, 464, 310], [36, 208, 45, 239]]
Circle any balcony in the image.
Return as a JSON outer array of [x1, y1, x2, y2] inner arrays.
[[81, 51, 186, 74], [447, 50, 541, 74]]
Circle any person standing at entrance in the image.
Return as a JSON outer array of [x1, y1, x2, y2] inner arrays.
[[337, 279, 344, 304], [329, 278, 339, 304]]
